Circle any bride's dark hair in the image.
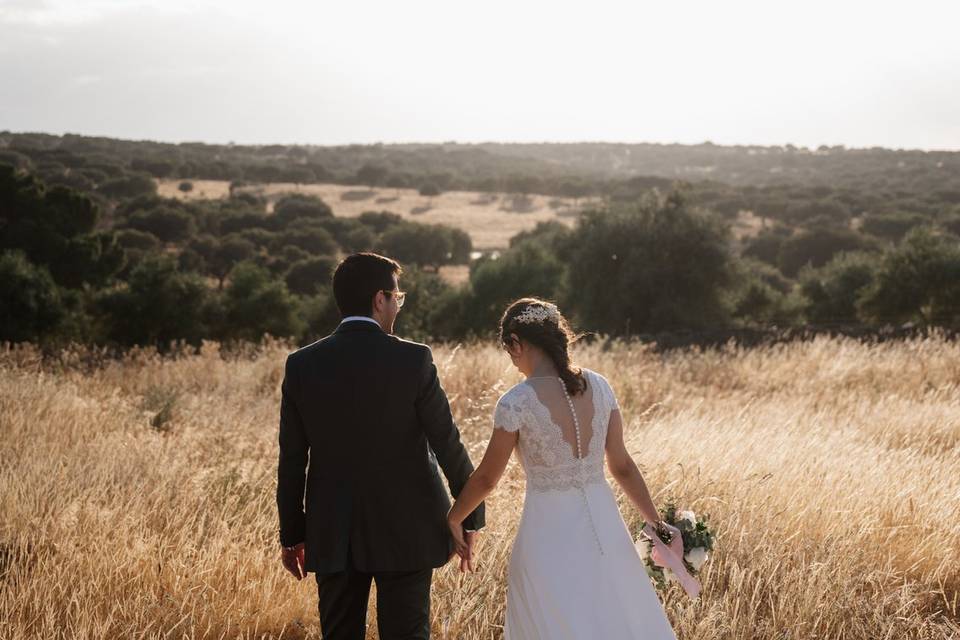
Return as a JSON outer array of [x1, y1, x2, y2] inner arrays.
[[499, 297, 587, 396]]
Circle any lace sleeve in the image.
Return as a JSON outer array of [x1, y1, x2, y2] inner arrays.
[[493, 394, 523, 433], [597, 372, 621, 414], [609, 380, 621, 413]]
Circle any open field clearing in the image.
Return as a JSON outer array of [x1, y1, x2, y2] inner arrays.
[[157, 180, 767, 251], [1, 335, 958, 639], [158, 180, 581, 251]]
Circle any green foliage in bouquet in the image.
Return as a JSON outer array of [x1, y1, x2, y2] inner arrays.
[[638, 498, 715, 590]]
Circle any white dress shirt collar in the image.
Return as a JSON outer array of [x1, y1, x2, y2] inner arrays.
[[339, 315, 381, 328]]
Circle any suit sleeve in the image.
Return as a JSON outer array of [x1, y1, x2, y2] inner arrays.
[[414, 347, 486, 531], [276, 354, 309, 547]]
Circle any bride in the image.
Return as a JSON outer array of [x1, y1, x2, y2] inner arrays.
[[446, 297, 681, 639]]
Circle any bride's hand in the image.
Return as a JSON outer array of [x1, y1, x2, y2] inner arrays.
[[662, 522, 682, 542], [447, 517, 468, 561]]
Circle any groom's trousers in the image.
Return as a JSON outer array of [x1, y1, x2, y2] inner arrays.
[[315, 564, 433, 640]]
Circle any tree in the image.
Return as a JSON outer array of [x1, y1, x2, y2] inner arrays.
[[279, 167, 316, 184], [316, 217, 375, 253], [219, 210, 270, 235], [285, 255, 338, 295], [178, 181, 194, 193], [273, 222, 338, 256], [565, 192, 734, 335], [0, 165, 123, 288], [741, 229, 787, 266], [777, 228, 875, 278], [857, 227, 960, 324], [378, 223, 452, 269], [386, 173, 411, 194], [418, 182, 441, 197], [356, 164, 389, 188], [222, 261, 305, 341], [125, 206, 197, 243], [116, 228, 161, 251], [358, 210, 404, 233], [187, 233, 257, 289], [799, 252, 878, 324], [0, 251, 65, 343], [782, 199, 851, 225], [448, 228, 473, 264], [559, 179, 591, 204], [390, 267, 454, 342], [273, 194, 333, 227], [131, 157, 176, 178], [463, 241, 565, 335], [96, 255, 215, 347], [509, 220, 573, 260], [54, 232, 125, 289], [860, 211, 927, 242], [96, 172, 157, 199]]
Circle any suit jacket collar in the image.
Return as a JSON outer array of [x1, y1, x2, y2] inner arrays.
[[334, 318, 385, 335]]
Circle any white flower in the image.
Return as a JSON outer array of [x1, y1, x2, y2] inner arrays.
[[684, 546, 708, 571], [679, 510, 697, 525]]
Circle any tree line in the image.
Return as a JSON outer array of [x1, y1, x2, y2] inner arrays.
[[3, 132, 959, 252], [3, 162, 959, 350]]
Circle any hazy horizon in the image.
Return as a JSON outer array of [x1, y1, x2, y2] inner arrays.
[[6, 130, 960, 154], [2, 0, 959, 152]]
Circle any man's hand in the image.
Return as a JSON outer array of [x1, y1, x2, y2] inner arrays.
[[447, 519, 477, 573], [281, 542, 305, 580], [460, 531, 476, 573]]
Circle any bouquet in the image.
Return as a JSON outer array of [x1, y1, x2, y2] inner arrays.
[[636, 500, 714, 599]]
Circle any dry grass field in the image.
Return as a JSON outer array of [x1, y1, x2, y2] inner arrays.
[[156, 180, 767, 252], [1, 335, 958, 639]]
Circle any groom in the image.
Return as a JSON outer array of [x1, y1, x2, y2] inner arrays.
[[276, 252, 485, 640]]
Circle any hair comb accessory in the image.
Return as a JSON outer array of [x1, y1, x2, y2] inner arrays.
[[514, 302, 560, 325]]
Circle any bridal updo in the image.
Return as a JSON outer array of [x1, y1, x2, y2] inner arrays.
[[499, 298, 587, 396]]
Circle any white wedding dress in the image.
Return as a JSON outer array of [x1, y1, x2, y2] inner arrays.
[[493, 369, 678, 640]]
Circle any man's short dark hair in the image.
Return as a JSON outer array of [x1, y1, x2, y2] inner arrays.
[[332, 252, 402, 317]]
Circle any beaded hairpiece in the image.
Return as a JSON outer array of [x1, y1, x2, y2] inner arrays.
[[514, 302, 560, 325]]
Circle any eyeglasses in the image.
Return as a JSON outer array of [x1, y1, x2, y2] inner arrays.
[[381, 289, 406, 308]]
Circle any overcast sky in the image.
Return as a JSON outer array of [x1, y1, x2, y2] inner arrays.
[[1, 0, 959, 150]]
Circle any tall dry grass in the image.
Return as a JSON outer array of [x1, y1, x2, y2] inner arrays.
[[1, 335, 958, 639]]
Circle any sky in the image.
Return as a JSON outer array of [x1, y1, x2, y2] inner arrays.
[[1, 0, 959, 150]]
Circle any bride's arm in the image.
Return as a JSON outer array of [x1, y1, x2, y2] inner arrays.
[[605, 408, 664, 526], [446, 428, 518, 562], [447, 428, 517, 525]]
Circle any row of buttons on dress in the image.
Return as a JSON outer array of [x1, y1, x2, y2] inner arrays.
[[558, 377, 605, 556]]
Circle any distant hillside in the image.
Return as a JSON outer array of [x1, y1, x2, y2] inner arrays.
[[2, 132, 959, 195], [476, 142, 960, 190]]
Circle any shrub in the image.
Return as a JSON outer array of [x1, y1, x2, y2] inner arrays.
[[565, 192, 734, 334], [0, 251, 65, 343]]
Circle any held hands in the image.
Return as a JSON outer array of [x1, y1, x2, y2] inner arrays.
[[447, 518, 476, 573], [281, 542, 306, 580]]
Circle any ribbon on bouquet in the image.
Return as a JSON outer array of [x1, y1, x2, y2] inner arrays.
[[640, 523, 702, 600]]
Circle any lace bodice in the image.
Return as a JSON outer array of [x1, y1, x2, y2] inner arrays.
[[493, 369, 621, 493]]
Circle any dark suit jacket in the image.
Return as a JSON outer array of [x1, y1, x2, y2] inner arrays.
[[276, 319, 485, 574]]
